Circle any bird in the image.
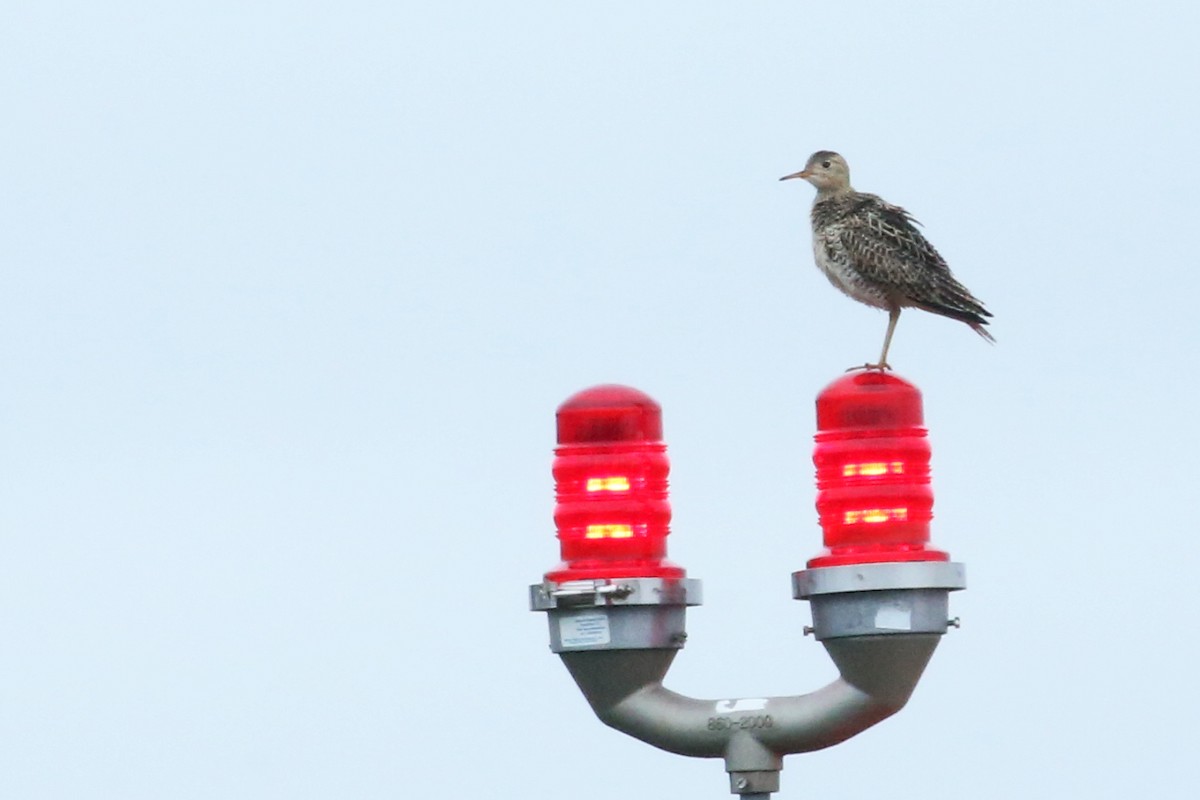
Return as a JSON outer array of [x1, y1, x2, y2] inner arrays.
[[780, 151, 992, 370]]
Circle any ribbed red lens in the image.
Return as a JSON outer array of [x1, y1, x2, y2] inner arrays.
[[808, 371, 949, 568], [545, 385, 683, 582]]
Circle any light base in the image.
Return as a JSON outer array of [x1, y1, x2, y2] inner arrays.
[[530, 576, 702, 652], [793, 561, 966, 640]]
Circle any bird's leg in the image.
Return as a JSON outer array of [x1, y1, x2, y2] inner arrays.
[[845, 308, 900, 372], [870, 308, 901, 370]]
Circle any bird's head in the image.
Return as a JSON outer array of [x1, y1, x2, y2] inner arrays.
[[780, 151, 851, 193]]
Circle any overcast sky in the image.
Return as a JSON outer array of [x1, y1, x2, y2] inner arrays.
[[3, 2, 1199, 798]]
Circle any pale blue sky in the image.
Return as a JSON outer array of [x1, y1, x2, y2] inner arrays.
[[3, 2, 1199, 798]]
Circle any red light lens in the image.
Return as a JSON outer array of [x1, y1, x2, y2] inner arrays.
[[545, 385, 684, 582], [808, 371, 949, 568]]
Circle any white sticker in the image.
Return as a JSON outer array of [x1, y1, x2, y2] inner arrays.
[[875, 606, 913, 631], [559, 611, 611, 648], [714, 698, 768, 713]]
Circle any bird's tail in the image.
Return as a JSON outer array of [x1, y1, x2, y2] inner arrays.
[[968, 320, 996, 344], [914, 286, 994, 344]]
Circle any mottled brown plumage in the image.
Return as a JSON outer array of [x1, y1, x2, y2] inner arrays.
[[780, 151, 992, 369]]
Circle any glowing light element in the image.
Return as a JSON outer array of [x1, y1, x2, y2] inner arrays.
[[545, 384, 682, 582], [842, 461, 905, 477], [809, 371, 948, 568], [585, 524, 635, 539], [586, 476, 631, 492], [843, 507, 909, 525]]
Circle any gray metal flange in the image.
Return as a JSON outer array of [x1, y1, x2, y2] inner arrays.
[[530, 576, 703, 652], [793, 561, 966, 640]]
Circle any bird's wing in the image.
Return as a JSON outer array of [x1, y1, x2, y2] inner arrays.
[[838, 194, 991, 322]]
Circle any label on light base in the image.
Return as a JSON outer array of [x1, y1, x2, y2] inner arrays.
[[714, 698, 768, 713], [875, 605, 913, 631], [559, 611, 611, 648]]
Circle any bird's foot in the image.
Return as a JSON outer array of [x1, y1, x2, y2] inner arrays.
[[844, 362, 892, 372]]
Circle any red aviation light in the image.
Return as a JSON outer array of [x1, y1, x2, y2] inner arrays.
[[808, 371, 949, 568], [545, 385, 683, 583]]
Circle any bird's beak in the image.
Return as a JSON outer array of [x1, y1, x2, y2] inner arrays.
[[779, 169, 810, 182]]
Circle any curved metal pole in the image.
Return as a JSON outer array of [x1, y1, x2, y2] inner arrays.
[[560, 634, 939, 765], [534, 564, 964, 797]]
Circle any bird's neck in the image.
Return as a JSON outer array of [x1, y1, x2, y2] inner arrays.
[[814, 185, 854, 201]]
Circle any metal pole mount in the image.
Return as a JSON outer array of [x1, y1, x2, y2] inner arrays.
[[531, 562, 964, 798]]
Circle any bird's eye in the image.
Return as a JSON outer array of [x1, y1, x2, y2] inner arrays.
[[821, 160, 831, 168]]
